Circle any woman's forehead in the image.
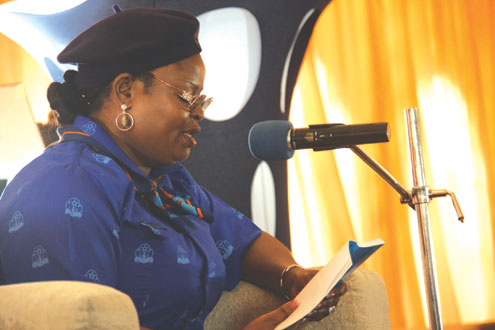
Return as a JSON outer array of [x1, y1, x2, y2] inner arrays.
[[169, 54, 204, 73], [157, 55, 205, 86]]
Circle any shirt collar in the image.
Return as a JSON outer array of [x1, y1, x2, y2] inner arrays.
[[60, 115, 180, 182]]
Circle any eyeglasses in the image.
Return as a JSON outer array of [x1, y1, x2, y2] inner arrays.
[[152, 75, 213, 113]]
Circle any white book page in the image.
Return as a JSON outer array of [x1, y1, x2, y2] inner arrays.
[[274, 242, 352, 330]]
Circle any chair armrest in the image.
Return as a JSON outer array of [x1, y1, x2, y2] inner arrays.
[[0, 281, 140, 330], [205, 268, 391, 330]]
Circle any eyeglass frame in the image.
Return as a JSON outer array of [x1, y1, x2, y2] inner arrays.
[[151, 74, 213, 113]]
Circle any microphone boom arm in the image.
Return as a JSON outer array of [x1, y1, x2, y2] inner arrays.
[[350, 145, 413, 207]]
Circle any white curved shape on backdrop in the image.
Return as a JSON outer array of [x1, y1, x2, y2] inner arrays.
[[0, 0, 86, 15], [198, 8, 261, 122], [0, 0, 84, 77], [250, 161, 276, 237], [280, 9, 315, 114]]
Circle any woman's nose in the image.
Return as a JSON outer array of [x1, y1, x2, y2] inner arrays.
[[190, 105, 205, 121]]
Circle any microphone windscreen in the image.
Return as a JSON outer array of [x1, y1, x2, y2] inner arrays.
[[248, 120, 294, 160]]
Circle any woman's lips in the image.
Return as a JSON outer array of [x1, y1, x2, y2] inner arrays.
[[183, 132, 197, 147], [182, 126, 200, 147]]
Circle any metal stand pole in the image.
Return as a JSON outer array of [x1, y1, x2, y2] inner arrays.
[[347, 108, 464, 329], [405, 108, 442, 330]]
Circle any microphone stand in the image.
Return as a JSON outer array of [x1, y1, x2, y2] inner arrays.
[[348, 108, 464, 330]]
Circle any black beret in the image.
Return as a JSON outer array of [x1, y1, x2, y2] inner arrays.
[[57, 7, 202, 89]]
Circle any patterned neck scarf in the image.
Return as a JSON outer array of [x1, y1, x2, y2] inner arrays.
[[56, 128, 212, 224]]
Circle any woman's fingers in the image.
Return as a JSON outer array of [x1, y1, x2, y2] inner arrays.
[[304, 282, 347, 322], [304, 303, 336, 322], [243, 300, 299, 330], [305, 299, 337, 321], [324, 282, 347, 299], [270, 300, 299, 322], [336, 282, 347, 295]]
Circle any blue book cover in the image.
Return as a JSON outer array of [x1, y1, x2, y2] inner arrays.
[[276, 238, 384, 330], [341, 239, 384, 282]]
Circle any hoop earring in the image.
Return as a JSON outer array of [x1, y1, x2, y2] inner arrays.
[[115, 104, 134, 131]]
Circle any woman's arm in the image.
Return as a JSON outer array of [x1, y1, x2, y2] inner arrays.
[[241, 231, 347, 322], [241, 231, 297, 294]]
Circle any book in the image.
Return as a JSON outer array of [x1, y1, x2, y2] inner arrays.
[[275, 239, 385, 330]]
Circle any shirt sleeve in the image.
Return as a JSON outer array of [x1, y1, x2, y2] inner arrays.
[[0, 149, 129, 287], [197, 186, 261, 290]]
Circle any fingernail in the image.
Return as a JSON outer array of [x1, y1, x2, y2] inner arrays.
[[326, 292, 335, 299]]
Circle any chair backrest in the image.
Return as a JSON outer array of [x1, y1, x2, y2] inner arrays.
[[0, 280, 140, 330]]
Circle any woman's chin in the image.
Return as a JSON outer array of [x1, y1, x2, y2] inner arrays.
[[172, 150, 191, 164], [150, 149, 191, 168]]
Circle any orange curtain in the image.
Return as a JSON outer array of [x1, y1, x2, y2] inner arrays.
[[289, 0, 495, 328], [0, 4, 51, 124]]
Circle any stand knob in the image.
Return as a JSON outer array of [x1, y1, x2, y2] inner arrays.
[[429, 189, 465, 223]]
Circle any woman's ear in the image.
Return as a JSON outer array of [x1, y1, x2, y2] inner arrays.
[[113, 73, 134, 105]]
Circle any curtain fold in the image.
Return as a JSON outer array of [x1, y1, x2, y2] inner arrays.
[[290, 0, 495, 328]]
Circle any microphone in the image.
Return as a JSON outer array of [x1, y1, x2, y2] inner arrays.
[[248, 120, 390, 160]]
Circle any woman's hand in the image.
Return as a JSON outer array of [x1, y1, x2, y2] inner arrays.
[[243, 300, 298, 330], [283, 267, 347, 322]]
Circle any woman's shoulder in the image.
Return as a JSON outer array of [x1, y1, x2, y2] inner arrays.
[[3, 141, 133, 203]]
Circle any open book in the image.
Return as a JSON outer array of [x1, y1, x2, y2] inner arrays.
[[275, 239, 384, 330]]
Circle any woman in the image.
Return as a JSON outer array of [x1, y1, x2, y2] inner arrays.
[[0, 7, 345, 329]]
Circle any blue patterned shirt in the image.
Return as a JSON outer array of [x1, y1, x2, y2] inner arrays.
[[0, 116, 261, 329]]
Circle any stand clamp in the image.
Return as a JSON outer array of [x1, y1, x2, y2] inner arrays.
[[400, 188, 464, 223]]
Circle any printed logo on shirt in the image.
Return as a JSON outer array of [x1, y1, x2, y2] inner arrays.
[[134, 243, 154, 264], [216, 240, 234, 260], [208, 261, 216, 278], [65, 197, 83, 218], [177, 245, 190, 264], [84, 269, 100, 283], [8, 210, 24, 233], [81, 121, 96, 135], [32, 245, 49, 268], [92, 153, 111, 164]]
